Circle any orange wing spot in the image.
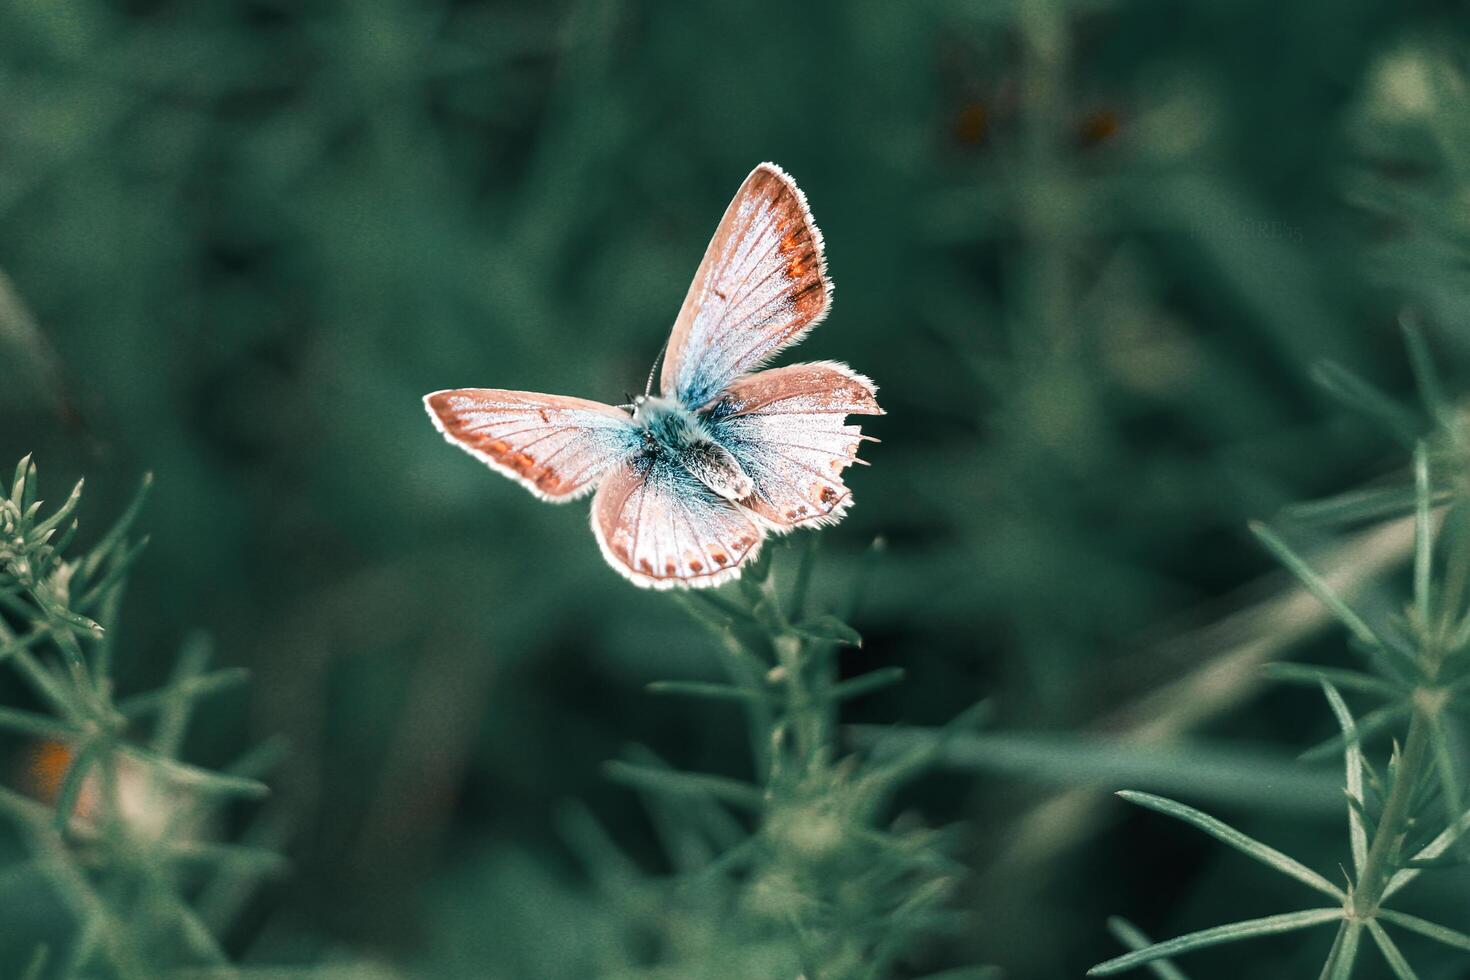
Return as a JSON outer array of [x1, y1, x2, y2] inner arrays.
[[614, 543, 630, 561], [639, 559, 654, 574], [787, 259, 805, 279], [664, 561, 677, 576], [487, 440, 510, 455], [689, 559, 704, 573], [712, 552, 728, 566], [819, 486, 838, 505], [536, 471, 560, 490], [779, 232, 801, 254]]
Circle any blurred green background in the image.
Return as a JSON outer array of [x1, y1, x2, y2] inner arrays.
[[3, 0, 1469, 976]]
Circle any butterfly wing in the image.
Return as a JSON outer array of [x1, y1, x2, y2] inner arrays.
[[660, 163, 832, 410], [706, 362, 882, 530], [591, 452, 764, 589], [425, 389, 639, 500]]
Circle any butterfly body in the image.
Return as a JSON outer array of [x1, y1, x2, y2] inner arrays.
[[425, 163, 883, 589], [632, 395, 754, 502]]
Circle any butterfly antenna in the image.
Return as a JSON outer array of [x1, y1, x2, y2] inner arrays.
[[644, 340, 668, 398]]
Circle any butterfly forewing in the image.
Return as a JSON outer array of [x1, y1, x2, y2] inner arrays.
[[592, 454, 764, 588], [660, 163, 831, 410], [708, 362, 882, 530], [425, 389, 639, 500]]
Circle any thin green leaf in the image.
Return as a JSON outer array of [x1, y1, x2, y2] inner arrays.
[[1425, 711, 1466, 843], [1117, 791, 1344, 898], [1320, 682, 1368, 872], [1310, 361, 1419, 446], [52, 740, 101, 833], [1413, 443, 1432, 628], [683, 589, 755, 625], [1366, 919, 1420, 980], [74, 534, 151, 613], [645, 680, 766, 703], [32, 479, 83, 536], [48, 519, 77, 560], [855, 730, 1343, 814], [0, 625, 55, 664], [554, 801, 641, 890], [840, 535, 886, 623], [1346, 793, 1378, 842], [1383, 802, 1470, 899], [120, 747, 269, 799], [222, 735, 290, 781], [1400, 310, 1450, 425], [1377, 909, 1470, 951], [670, 592, 740, 638], [789, 614, 862, 648], [1324, 921, 1362, 980], [1299, 702, 1411, 763], [603, 760, 764, 812], [1087, 909, 1342, 976], [11, 648, 83, 723], [1282, 485, 1449, 528], [162, 841, 289, 877], [831, 666, 906, 702], [117, 667, 251, 720], [9, 454, 31, 509], [50, 608, 104, 639], [788, 533, 819, 620], [150, 633, 213, 758], [1263, 663, 1404, 699], [1404, 852, 1470, 869], [20, 945, 47, 980], [0, 706, 73, 740], [1251, 522, 1386, 653], [137, 868, 229, 964], [1107, 917, 1192, 980], [1317, 922, 1348, 980], [20, 460, 37, 511], [80, 471, 152, 579]]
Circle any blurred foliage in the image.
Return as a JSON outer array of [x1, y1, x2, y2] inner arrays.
[[2, 0, 1470, 977], [1093, 365, 1470, 977], [0, 458, 324, 976]]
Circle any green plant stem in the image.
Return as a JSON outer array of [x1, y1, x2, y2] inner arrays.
[[1353, 709, 1432, 917], [775, 632, 824, 768]]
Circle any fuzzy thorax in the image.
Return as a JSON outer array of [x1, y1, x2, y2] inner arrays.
[[633, 396, 754, 501]]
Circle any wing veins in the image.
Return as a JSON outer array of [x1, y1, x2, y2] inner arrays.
[[688, 205, 786, 385], [726, 436, 861, 459]]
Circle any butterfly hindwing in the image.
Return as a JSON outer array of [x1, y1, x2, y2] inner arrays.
[[592, 452, 764, 589], [660, 163, 832, 410], [425, 389, 639, 500], [707, 362, 882, 530]]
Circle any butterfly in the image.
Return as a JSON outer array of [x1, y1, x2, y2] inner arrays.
[[424, 163, 882, 589]]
